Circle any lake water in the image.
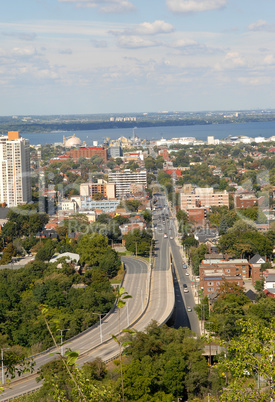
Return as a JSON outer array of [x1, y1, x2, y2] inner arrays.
[[23, 120, 275, 146]]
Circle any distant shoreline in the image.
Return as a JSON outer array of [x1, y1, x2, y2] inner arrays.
[[1, 114, 275, 135]]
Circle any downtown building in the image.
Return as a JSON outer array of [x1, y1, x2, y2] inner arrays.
[[0, 131, 31, 207], [108, 169, 147, 198]]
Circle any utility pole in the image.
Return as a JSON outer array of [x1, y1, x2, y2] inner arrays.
[[92, 313, 103, 344], [207, 322, 212, 366], [1, 348, 10, 385], [59, 329, 70, 356]]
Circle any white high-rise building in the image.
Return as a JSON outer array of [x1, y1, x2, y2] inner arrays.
[[0, 131, 31, 207], [108, 169, 147, 198]]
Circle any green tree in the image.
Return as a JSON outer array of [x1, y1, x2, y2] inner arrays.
[[218, 319, 275, 400], [98, 249, 121, 278], [124, 229, 152, 257], [35, 240, 56, 262], [77, 233, 110, 266]]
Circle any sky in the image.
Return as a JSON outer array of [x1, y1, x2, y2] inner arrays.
[[0, 0, 275, 115]]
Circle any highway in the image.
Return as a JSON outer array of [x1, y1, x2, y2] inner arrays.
[[0, 257, 149, 401], [0, 217, 175, 401], [153, 193, 200, 334], [1, 193, 192, 401]]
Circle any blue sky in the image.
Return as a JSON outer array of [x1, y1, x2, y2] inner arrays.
[[0, 0, 275, 115]]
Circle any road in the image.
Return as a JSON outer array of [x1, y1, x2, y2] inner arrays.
[[0, 257, 149, 401], [0, 236, 175, 402], [153, 193, 200, 335]]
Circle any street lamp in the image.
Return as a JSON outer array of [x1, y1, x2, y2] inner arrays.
[[92, 313, 103, 344], [58, 329, 70, 356], [1, 348, 10, 385]]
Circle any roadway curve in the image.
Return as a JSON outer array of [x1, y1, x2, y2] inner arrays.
[[1, 241, 175, 402]]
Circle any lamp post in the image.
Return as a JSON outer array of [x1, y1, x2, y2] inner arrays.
[[92, 313, 103, 344], [126, 302, 130, 327], [1, 348, 10, 385], [58, 329, 70, 356]]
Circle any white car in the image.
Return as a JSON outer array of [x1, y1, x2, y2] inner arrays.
[[185, 272, 189, 276], [187, 306, 192, 312]]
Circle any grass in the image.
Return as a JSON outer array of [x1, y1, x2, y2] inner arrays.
[[110, 264, 125, 285]]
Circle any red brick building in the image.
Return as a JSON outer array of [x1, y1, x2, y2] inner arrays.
[[66, 147, 107, 162], [234, 192, 257, 208], [200, 275, 243, 296], [187, 207, 206, 225], [199, 259, 250, 283]]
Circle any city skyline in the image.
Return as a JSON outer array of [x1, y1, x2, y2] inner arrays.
[[1, 0, 275, 115]]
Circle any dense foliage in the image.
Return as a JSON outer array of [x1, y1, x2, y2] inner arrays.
[[0, 257, 116, 352]]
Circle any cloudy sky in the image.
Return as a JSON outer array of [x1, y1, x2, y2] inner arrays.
[[0, 0, 275, 115]]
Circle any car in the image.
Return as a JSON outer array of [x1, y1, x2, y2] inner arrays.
[[185, 272, 189, 276], [182, 264, 187, 269], [187, 306, 192, 312], [170, 236, 173, 240], [164, 233, 168, 238], [184, 288, 189, 293]]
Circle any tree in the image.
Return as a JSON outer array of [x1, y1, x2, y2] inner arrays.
[[0, 242, 17, 264], [77, 233, 110, 266], [98, 249, 121, 278], [218, 319, 275, 400], [35, 240, 56, 262], [92, 192, 105, 200], [124, 229, 152, 257]]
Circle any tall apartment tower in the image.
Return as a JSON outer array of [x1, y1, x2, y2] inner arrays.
[[0, 131, 31, 207], [108, 169, 147, 198]]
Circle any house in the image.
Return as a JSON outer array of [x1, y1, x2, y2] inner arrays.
[[249, 254, 265, 285], [263, 269, 275, 294], [36, 230, 58, 239], [249, 254, 266, 264]]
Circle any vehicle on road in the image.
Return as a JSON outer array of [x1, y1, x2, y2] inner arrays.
[[170, 236, 173, 240], [182, 264, 187, 269], [185, 272, 189, 276], [164, 233, 168, 238], [187, 306, 192, 312], [183, 284, 189, 293]]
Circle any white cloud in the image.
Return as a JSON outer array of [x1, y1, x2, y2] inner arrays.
[[215, 51, 246, 71], [238, 76, 271, 86], [91, 39, 108, 48], [11, 47, 36, 57], [58, 48, 73, 54], [172, 38, 198, 47], [2, 31, 37, 41], [166, 0, 228, 13], [58, 0, 135, 13], [224, 52, 245, 66], [117, 36, 160, 48], [248, 19, 275, 32], [263, 54, 275, 65], [133, 20, 174, 35]]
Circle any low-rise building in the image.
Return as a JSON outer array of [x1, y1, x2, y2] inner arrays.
[[200, 275, 243, 296], [80, 181, 116, 199], [180, 187, 229, 211]]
